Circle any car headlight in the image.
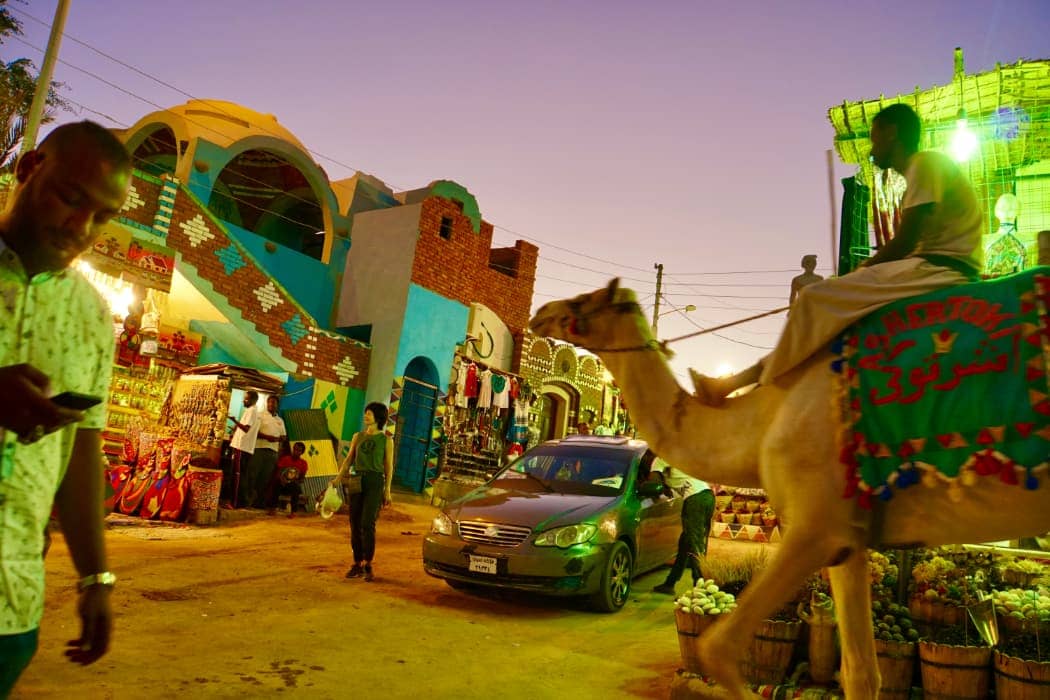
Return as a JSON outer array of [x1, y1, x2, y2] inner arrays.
[[431, 512, 454, 536], [534, 523, 597, 548]]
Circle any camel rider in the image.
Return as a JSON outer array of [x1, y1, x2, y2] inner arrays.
[[693, 103, 983, 405]]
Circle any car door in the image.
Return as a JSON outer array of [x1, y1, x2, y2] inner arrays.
[[631, 471, 680, 572]]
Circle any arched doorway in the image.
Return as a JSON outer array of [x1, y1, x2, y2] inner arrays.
[[537, 382, 579, 441], [393, 356, 439, 493]]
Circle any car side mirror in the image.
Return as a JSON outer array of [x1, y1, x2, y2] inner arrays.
[[636, 481, 666, 499]]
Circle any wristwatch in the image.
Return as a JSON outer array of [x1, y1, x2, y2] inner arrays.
[[77, 571, 117, 591]]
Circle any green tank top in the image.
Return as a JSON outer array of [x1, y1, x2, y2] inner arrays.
[[353, 432, 387, 473]]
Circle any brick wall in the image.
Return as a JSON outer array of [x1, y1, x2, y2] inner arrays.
[[411, 197, 538, 333]]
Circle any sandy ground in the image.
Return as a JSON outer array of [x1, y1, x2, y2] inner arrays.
[[14, 495, 764, 700]]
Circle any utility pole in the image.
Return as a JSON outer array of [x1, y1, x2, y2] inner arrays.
[[18, 0, 71, 157], [651, 262, 664, 336]]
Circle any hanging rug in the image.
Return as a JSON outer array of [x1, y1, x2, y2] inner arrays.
[[834, 267, 1050, 509]]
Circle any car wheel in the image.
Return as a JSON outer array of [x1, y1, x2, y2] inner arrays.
[[591, 541, 633, 612]]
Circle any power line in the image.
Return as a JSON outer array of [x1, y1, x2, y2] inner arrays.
[[10, 6, 371, 181], [10, 15, 829, 318], [658, 296, 776, 351], [11, 17, 820, 295], [10, 12, 668, 280], [665, 268, 834, 276]]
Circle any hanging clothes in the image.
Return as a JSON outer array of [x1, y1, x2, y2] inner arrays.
[[454, 360, 470, 408], [491, 373, 510, 409], [511, 397, 530, 443], [464, 362, 479, 398], [477, 368, 493, 408]]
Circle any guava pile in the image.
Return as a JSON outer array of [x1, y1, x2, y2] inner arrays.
[[673, 579, 737, 616], [871, 600, 919, 643]]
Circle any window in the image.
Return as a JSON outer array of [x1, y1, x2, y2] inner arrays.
[[439, 217, 453, 240]]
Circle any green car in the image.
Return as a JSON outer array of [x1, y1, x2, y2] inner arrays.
[[423, 436, 682, 611]]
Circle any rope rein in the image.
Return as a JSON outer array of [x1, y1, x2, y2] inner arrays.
[[577, 302, 790, 355]]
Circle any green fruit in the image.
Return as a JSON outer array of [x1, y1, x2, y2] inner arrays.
[[907, 628, 920, 640], [883, 614, 895, 625], [891, 625, 902, 634]]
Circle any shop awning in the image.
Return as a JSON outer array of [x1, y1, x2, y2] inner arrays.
[[181, 363, 286, 394]]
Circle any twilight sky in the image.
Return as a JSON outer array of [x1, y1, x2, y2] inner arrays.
[[7, 0, 1049, 383]]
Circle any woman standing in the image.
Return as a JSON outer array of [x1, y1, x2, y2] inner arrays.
[[332, 402, 394, 581]]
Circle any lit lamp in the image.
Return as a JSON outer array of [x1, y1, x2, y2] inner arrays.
[[652, 303, 696, 336], [949, 109, 978, 163]]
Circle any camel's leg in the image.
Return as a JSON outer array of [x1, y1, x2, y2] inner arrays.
[[827, 548, 880, 699], [698, 529, 843, 699]]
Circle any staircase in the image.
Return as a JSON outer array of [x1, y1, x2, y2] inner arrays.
[[115, 170, 369, 390]]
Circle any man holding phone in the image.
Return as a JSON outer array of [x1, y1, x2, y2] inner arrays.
[[0, 121, 131, 693]]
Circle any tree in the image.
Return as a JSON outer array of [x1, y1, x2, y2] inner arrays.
[[0, 1, 69, 169]]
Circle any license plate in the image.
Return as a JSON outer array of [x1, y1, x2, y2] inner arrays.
[[468, 555, 498, 574]]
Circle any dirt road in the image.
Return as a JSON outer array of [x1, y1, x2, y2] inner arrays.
[[15, 497, 754, 700]]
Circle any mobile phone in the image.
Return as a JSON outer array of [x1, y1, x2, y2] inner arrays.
[[51, 391, 104, 411]]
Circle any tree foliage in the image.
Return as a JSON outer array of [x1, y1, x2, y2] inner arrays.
[[0, 1, 70, 169]]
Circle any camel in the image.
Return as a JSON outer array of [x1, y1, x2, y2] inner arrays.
[[529, 279, 1050, 699]]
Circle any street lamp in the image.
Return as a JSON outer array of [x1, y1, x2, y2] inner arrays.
[[658, 304, 696, 317], [651, 303, 696, 335]]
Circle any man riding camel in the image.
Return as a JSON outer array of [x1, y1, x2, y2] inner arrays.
[[693, 103, 984, 405]]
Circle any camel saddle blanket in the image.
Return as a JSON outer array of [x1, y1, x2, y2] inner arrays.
[[835, 267, 1050, 509]]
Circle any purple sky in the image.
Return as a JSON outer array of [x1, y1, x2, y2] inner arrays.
[[7, 0, 1049, 382]]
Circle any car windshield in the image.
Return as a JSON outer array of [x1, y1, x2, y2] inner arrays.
[[495, 444, 635, 495]]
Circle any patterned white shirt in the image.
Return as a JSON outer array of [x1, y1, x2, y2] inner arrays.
[[0, 241, 113, 634]]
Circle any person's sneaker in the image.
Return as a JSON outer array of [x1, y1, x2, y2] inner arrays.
[[345, 564, 364, 579], [363, 565, 374, 582], [652, 582, 677, 595]]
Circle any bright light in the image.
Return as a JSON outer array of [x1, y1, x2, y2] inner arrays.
[[115, 288, 135, 319], [715, 362, 735, 377], [75, 260, 136, 318], [949, 118, 978, 162]]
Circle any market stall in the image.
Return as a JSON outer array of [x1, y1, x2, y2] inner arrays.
[[670, 543, 1050, 698], [710, 487, 783, 544], [106, 364, 286, 524], [431, 354, 531, 503]]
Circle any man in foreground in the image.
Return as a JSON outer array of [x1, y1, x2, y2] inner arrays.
[[0, 121, 131, 694]]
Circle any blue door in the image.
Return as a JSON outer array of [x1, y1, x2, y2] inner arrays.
[[394, 359, 439, 493]]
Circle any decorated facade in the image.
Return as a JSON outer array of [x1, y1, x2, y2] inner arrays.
[[335, 178, 538, 493], [516, 333, 622, 441]]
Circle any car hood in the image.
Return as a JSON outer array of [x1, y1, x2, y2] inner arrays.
[[446, 486, 617, 530]]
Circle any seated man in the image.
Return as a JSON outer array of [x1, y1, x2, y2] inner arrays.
[[268, 442, 309, 517], [693, 104, 983, 405], [553, 458, 584, 481]]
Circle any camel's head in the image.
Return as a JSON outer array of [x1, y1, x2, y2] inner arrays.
[[529, 279, 644, 349]]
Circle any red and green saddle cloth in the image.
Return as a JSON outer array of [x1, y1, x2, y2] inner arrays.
[[835, 267, 1050, 509]]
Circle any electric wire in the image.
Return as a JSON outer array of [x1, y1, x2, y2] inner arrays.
[[11, 26, 825, 300], [658, 296, 776, 351], [10, 23, 812, 337]]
